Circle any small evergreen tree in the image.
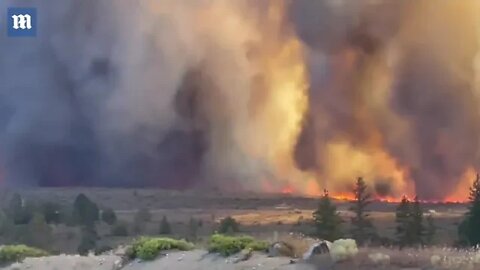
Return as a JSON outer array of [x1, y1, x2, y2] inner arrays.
[[41, 202, 63, 224], [159, 215, 171, 235], [7, 193, 22, 220], [0, 210, 13, 237], [218, 216, 240, 234], [458, 173, 480, 246], [7, 193, 33, 225], [410, 196, 425, 246], [313, 189, 343, 241], [350, 177, 376, 245], [77, 225, 97, 256], [72, 194, 99, 226], [188, 217, 199, 241], [395, 196, 412, 247], [425, 214, 436, 245], [28, 212, 52, 250], [101, 208, 117, 225]]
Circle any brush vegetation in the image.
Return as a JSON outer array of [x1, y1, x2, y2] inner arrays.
[[208, 234, 269, 256], [0, 245, 49, 264], [127, 237, 194, 260]]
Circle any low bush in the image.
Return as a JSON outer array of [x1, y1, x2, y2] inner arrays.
[[128, 237, 194, 260], [208, 234, 269, 256], [0, 245, 49, 264]]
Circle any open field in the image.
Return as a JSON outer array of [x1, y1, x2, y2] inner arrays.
[[0, 188, 476, 269], [0, 188, 468, 252]]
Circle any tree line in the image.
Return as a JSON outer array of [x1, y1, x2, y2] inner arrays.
[[313, 175, 480, 247], [0, 191, 246, 255]]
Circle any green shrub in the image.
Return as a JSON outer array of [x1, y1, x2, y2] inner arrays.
[[0, 245, 49, 264], [218, 216, 240, 234], [245, 240, 269, 251], [208, 234, 269, 256], [129, 237, 194, 260]]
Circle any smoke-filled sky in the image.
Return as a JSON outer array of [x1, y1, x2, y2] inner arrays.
[[0, 0, 479, 200]]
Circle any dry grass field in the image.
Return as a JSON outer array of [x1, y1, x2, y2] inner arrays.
[[0, 187, 468, 255]]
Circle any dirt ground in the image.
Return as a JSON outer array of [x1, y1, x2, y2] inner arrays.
[[5, 248, 480, 270]]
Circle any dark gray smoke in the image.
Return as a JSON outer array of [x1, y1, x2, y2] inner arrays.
[[0, 0, 214, 187]]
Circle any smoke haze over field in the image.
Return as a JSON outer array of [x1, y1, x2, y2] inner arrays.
[[0, 0, 479, 200]]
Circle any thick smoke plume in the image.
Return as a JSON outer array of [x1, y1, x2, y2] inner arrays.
[[291, 0, 480, 200], [0, 0, 479, 200]]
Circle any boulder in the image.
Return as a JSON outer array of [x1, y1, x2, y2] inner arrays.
[[302, 241, 331, 260]]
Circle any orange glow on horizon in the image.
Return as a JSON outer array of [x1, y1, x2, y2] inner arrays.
[[281, 186, 295, 195]]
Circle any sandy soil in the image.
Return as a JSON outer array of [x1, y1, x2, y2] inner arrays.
[[123, 250, 309, 270], [0, 255, 121, 270], [2, 247, 479, 270], [0, 252, 313, 270]]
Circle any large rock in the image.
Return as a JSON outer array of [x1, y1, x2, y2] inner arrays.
[[302, 241, 331, 260]]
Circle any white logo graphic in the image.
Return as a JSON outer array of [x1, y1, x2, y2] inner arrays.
[[11, 14, 32, 30]]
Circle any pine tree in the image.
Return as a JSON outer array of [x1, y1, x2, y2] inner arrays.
[[395, 196, 412, 247], [72, 194, 99, 226], [218, 216, 240, 234], [350, 177, 376, 245], [458, 173, 480, 246], [7, 193, 33, 225], [159, 215, 171, 235], [0, 210, 14, 237], [78, 224, 98, 256], [28, 212, 52, 250], [313, 189, 343, 241], [41, 202, 63, 224], [188, 217, 199, 242], [410, 196, 425, 246], [425, 214, 436, 245]]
